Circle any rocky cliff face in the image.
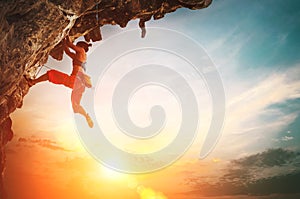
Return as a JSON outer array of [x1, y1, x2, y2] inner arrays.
[[0, 0, 212, 197]]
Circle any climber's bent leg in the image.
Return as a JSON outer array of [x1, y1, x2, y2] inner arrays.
[[72, 102, 94, 128], [72, 102, 86, 116]]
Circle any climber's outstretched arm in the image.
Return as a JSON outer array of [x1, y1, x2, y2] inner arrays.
[[65, 36, 82, 53], [64, 42, 76, 59]]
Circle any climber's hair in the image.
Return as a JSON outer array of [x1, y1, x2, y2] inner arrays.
[[76, 41, 92, 52]]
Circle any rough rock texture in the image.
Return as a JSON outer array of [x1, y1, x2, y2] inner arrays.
[[0, 0, 212, 197]]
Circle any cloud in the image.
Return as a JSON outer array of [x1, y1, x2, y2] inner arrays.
[[245, 172, 300, 195], [186, 172, 300, 198], [184, 148, 300, 197], [281, 136, 294, 141], [221, 148, 300, 184], [17, 137, 71, 152], [211, 65, 300, 158], [231, 148, 299, 168], [227, 69, 300, 136]]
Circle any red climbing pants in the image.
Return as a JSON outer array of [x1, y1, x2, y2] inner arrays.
[[47, 70, 75, 88]]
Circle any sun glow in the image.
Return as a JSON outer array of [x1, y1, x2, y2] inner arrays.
[[100, 166, 127, 181], [137, 185, 168, 199]]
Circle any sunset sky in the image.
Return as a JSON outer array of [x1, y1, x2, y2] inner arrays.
[[5, 0, 300, 198]]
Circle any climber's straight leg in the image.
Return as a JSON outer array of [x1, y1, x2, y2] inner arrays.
[[34, 73, 48, 83], [27, 70, 75, 88], [26, 73, 48, 86], [47, 70, 75, 88]]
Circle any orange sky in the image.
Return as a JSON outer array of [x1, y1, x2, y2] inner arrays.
[[5, 74, 221, 199]]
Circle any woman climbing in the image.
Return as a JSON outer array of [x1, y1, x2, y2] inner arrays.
[[27, 36, 94, 128]]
